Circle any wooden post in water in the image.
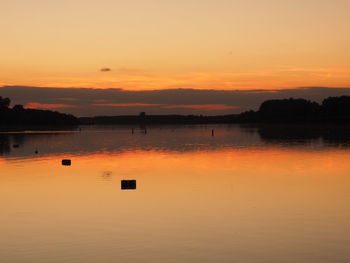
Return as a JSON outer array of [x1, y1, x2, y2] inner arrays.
[[132, 128, 134, 134], [144, 128, 147, 134], [212, 129, 214, 137]]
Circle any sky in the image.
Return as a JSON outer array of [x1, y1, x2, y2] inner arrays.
[[1, 0, 350, 115]]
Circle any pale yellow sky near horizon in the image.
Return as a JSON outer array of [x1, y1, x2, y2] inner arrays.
[[1, 0, 350, 90]]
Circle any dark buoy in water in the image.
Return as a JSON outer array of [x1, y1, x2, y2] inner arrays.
[[35, 150, 39, 154], [13, 144, 19, 148], [121, 180, 136, 190], [212, 129, 214, 136], [62, 159, 71, 166]]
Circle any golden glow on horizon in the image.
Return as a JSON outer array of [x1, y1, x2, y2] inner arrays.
[[1, 0, 350, 90], [2, 148, 350, 261], [2, 148, 350, 176]]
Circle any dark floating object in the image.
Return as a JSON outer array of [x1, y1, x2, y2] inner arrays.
[[212, 129, 214, 136], [121, 180, 136, 190], [62, 159, 71, 166], [13, 144, 19, 148], [35, 150, 39, 154]]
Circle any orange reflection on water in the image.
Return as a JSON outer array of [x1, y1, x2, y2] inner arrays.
[[1, 148, 350, 263]]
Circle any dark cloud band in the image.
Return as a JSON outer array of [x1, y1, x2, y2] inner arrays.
[[1, 86, 350, 117]]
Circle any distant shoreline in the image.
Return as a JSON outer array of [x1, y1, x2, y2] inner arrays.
[[78, 115, 350, 125], [2, 95, 350, 126]]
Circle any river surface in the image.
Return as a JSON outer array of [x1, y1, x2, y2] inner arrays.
[[1, 124, 350, 263]]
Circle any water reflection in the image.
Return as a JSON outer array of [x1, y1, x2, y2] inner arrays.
[[1, 126, 350, 263], [257, 124, 350, 147], [102, 171, 113, 180], [1, 149, 350, 263], [0, 135, 10, 155], [2, 124, 350, 159]]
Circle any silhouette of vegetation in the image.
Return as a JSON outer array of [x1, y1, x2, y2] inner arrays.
[[80, 96, 350, 124], [321, 96, 350, 122], [0, 96, 78, 126], [3, 95, 350, 126], [0, 96, 11, 109], [238, 96, 350, 123]]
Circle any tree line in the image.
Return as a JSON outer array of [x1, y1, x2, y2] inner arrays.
[[81, 96, 350, 124], [2, 95, 350, 125], [0, 96, 78, 125], [239, 96, 350, 123]]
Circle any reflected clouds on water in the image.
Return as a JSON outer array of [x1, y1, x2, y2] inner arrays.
[[1, 124, 350, 159]]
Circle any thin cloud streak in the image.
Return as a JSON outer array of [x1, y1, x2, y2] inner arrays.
[[164, 104, 238, 110], [92, 103, 237, 111], [100, 68, 112, 72], [25, 102, 77, 109], [92, 103, 164, 107]]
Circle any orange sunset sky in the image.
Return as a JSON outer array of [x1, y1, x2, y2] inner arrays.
[[1, 0, 350, 115], [1, 0, 350, 89]]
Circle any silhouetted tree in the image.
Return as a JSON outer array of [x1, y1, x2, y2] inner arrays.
[[238, 110, 259, 123], [321, 96, 350, 122], [258, 98, 320, 122], [0, 96, 11, 109], [13, 104, 24, 111], [0, 95, 78, 125]]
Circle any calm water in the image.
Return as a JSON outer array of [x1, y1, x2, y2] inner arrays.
[[1, 125, 350, 263]]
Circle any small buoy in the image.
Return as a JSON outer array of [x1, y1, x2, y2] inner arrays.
[[62, 159, 71, 166], [35, 150, 39, 154], [121, 180, 136, 190]]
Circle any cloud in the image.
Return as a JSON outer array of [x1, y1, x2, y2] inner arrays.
[[25, 102, 77, 109], [164, 104, 238, 110], [56, 97, 79, 101], [2, 86, 350, 116], [100, 68, 111, 72], [92, 103, 164, 107], [92, 103, 237, 111]]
